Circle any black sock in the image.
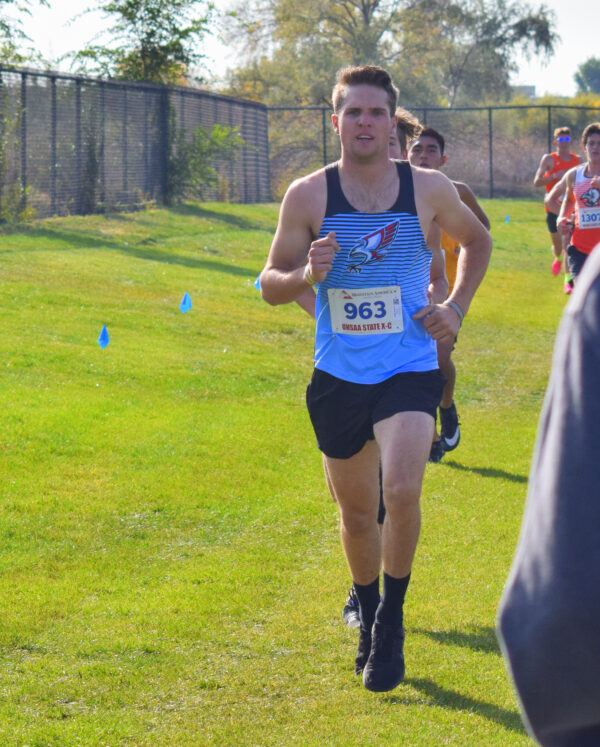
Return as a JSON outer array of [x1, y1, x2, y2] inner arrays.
[[353, 577, 380, 631], [376, 572, 410, 627]]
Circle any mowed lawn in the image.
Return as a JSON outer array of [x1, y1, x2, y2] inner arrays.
[[0, 199, 565, 745]]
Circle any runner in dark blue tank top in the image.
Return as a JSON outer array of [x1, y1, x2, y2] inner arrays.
[[260, 65, 492, 692]]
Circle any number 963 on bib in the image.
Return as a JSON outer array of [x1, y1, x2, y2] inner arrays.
[[328, 286, 404, 335]]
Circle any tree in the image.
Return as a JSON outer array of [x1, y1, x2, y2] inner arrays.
[[575, 57, 600, 96], [0, 0, 48, 64], [73, 0, 216, 85], [403, 0, 558, 106], [225, 0, 557, 107]]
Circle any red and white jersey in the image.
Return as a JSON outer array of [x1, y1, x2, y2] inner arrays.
[[572, 165, 600, 255]]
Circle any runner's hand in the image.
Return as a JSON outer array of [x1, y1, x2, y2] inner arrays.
[[413, 304, 461, 343], [557, 217, 572, 236], [307, 232, 339, 283]]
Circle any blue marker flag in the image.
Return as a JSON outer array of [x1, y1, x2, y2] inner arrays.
[[505, 214, 510, 223], [180, 292, 192, 313], [98, 325, 109, 348], [254, 275, 261, 290]]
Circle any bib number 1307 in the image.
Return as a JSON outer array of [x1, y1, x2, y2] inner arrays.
[[328, 286, 403, 335]]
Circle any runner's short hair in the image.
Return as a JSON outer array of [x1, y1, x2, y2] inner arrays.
[[582, 122, 600, 146], [332, 66, 398, 117], [417, 127, 445, 156], [553, 126, 571, 140], [395, 108, 422, 154]]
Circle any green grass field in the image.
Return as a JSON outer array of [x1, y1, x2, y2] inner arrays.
[[0, 199, 565, 745]]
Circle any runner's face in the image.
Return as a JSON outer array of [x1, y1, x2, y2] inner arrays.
[[333, 85, 395, 161], [555, 135, 571, 157], [408, 136, 445, 170], [585, 133, 600, 165]]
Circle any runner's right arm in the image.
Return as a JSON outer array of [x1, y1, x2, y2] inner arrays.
[[545, 173, 568, 215], [260, 172, 335, 306], [533, 153, 556, 187]]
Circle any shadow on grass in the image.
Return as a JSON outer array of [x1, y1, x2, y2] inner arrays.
[[443, 460, 528, 484], [168, 203, 275, 232], [384, 677, 526, 734], [412, 625, 501, 655], [7, 226, 258, 278]]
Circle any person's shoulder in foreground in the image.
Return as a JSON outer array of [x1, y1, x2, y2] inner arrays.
[[497, 246, 600, 746]]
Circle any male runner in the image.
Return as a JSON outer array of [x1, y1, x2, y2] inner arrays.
[[533, 127, 581, 288], [557, 123, 600, 284], [408, 127, 490, 460], [260, 65, 491, 691], [341, 109, 447, 628]]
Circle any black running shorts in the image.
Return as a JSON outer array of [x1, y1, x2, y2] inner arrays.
[[546, 212, 558, 234], [566, 244, 589, 279], [306, 368, 445, 459]]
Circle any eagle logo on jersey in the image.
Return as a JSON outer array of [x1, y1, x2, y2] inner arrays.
[[581, 187, 600, 207], [346, 220, 400, 273]]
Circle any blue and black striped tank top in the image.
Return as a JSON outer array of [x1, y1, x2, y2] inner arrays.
[[314, 160, 438, 383]]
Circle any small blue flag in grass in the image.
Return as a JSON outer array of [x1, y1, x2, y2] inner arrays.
[[98, 325, 109, 348], [505, 214, 510, 223], [180, 292, 192, 313], [254, 275, 261, 290]]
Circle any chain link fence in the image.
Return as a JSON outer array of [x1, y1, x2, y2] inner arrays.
[[2, 64, 600, 219], [267, 104, 600, 202], [0, 66, 270, 219]]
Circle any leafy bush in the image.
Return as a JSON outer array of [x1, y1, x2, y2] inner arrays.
[[166, 123, 246, 204]]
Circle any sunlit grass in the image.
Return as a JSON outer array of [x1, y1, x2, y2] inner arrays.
[[0, 198, 564, 744]]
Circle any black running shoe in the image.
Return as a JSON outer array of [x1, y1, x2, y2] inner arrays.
[[428, 439, 445, 463], [355, 625, 372, 675], [440, 402, 460, 452], [342, 586, 361, 629], [362, 621, 405, 692]]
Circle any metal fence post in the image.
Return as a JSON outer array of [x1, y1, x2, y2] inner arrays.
[[264, 107, 271, 201], [253, 106, 261, 202], [322, 107, 327, 166], [242, 105, 249, 203], [75, 79, 82, 213], [159, 87, 169, 204], [51, 75, 56, 215], [20, 72, 26, 210], [122, 86, 128, 196], [488, 107, 494, 199], [99, 81, 105, 205]]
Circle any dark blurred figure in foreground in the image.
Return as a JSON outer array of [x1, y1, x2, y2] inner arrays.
[[497, 244, 600, 746]]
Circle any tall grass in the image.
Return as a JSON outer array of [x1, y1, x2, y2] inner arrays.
[[0, 198, 564, 745]]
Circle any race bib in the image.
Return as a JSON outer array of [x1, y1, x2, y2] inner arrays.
[[328, 286, 403, 335], [579, 207, 600, 229]]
